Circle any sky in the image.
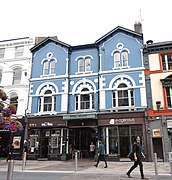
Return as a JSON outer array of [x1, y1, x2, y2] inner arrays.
[[1, 0, 172, 46]]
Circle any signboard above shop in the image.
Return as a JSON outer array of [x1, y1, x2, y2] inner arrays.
[[63, 113, 97, 120]]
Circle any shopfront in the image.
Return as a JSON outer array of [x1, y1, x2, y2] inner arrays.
[[27, 116, 67, 160], [63, 113, 98, 158], [98, 111, 146, 160]]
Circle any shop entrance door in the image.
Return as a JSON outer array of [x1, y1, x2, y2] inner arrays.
[[153, 138, 163, 160], [69, 127, 96, 158], [119, 126, 130, 158], [40, 129, 49, 158]]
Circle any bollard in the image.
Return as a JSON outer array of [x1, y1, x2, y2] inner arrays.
[[7, 160, 14, 180], [75, 151, 78, 172], [22, 152, 27, 171], [168, 152, 172, 176], [154, 153, 158, 176]]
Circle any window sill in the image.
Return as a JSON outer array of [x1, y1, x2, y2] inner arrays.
[[75, 71, 93, 75], [40, 74, 56, 78], [112, 66, 130, 70]]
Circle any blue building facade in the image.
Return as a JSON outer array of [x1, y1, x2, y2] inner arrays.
[[27, 26, 147, 160]]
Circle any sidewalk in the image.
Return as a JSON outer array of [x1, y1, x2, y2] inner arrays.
[[0, 159, 171, 177]]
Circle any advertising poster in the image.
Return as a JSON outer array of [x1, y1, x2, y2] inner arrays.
[[13, 136, 21, 149]]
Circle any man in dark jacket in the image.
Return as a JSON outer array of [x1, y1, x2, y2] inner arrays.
[[6, 143, 14, 162], [94, 141, 107, 168], [126, 136, 146, 179]]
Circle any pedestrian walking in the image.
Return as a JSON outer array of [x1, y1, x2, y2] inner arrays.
[[89, 142, 95, 159], [6, 143, 14, 162], [126, 136, 146, 179], [94, 140, 107, 168], [23, 141, 28, 158]]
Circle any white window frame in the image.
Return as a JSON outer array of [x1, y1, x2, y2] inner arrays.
[[161, 54, 172, 71], [43, 61, 49, 75], [112, 84, 134, 107], [38, 90, 56, 112], [75, 88, 94, 111], [77, 56, 92, 73], [15, 46, 24, 58], [12, 67, 22, 85]]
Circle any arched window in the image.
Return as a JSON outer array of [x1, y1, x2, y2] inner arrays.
[[112, 44, 129, 68], [78, 58, 84, 72], [10, 93, 18, 109], [42, 52, 57, 76], [75, 88, 94, 110], [78, 57, 91, 72], [114, 52, 120, 67], [50, 60, 55, 74], [43, 60, 49, 75], [13, 68, 22, 85], [38, 90, 56, 112], [85, 57, 91, 71], [113, 83, 134, 107], [121, 51, 128, 67]]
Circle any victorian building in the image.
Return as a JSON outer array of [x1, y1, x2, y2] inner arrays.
[[0, 37, 35, 157], [27, 25, 147, 161], [143, 40, 172, 161]]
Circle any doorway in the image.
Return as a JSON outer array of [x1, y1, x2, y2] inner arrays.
[[39, 129, 49, 158], [152, 138, 163, 160], [69, 127, 96, 158], [119, 126, 130, 157]]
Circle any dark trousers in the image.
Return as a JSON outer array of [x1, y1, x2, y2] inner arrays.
[[95, 154, 107, 167], [6, 154, 13, 161], [127, 159, 144, 178], [90, 151, 95, 159]]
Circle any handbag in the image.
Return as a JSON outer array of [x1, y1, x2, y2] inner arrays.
[[128, 152, 134, 161]]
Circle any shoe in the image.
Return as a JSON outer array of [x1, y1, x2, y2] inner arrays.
[[94, 164, 97, 168], [104, 166, 107, 168], [126, 172, 132, 178], [141, 177, 148, 179]]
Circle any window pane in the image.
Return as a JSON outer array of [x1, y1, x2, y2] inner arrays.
[[43, 61, 49, 75], [0, 48, 5, 59], [130, 90, 134, 106], [78, 58, 84, 72], [167, 54, 172, 70], [161, 55, 166, 70], [15, 46, 24, 58], [13, 68, 22, 85], [10, 93, 18, 110], [50, 60, 55, 74], [166, 87, 172, 108], [80, 94, 90, 109], [80, 88, 90, 109], [85, 57, 91, 71], [113, 92, 116, 107], [92, 94, 94, 109], [114, 52, 120, 67], [109, 127, 118, 154], [121, 51, 128, 66], [43, 90, 52, 111], [76, 96, 78, 110], [118, 84, 129, 106]]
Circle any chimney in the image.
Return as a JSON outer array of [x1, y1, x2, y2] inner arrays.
[[35, 36, 58, 45], [134, 21, 142, 33]]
